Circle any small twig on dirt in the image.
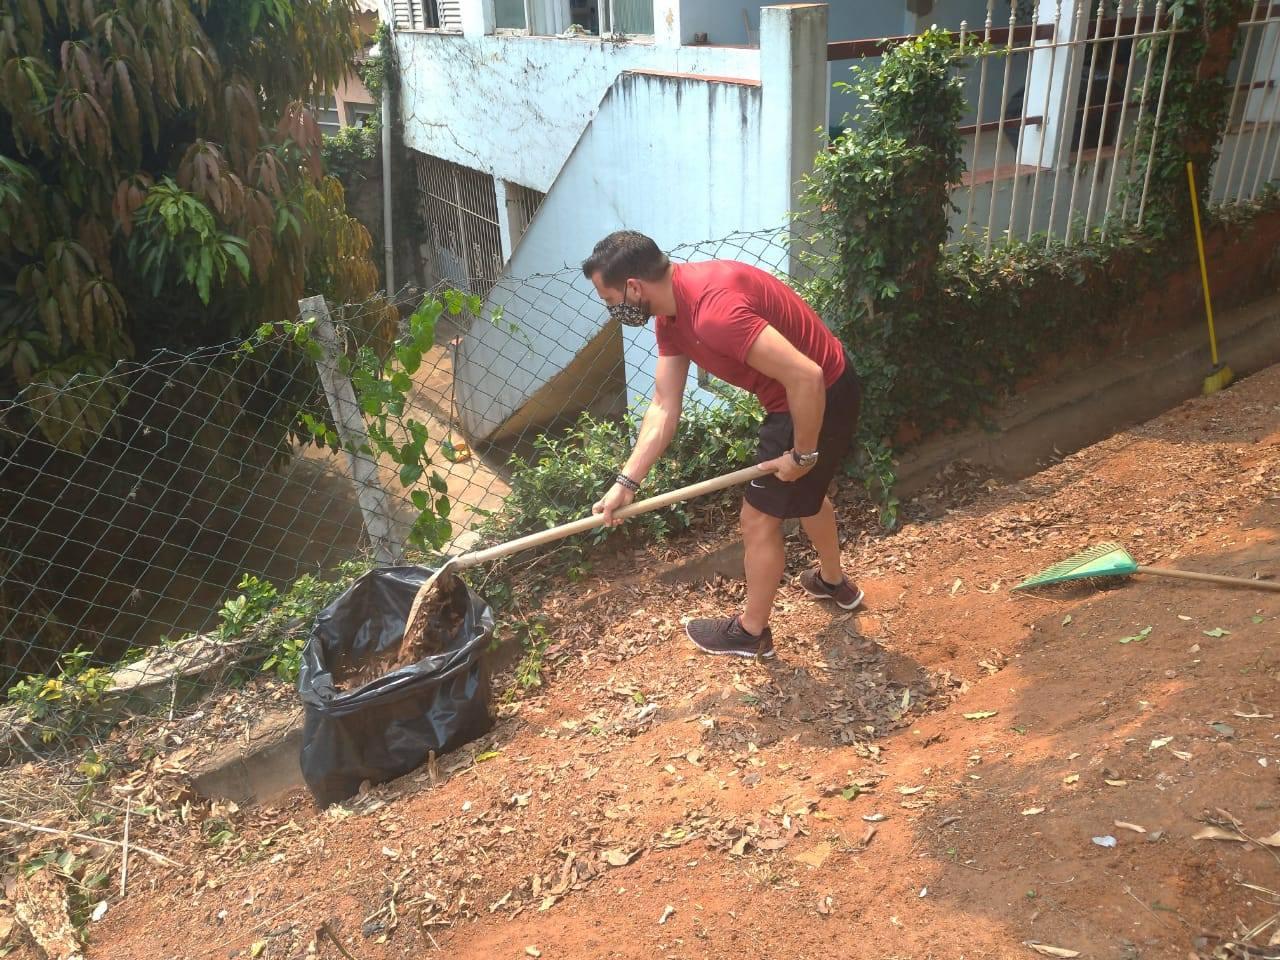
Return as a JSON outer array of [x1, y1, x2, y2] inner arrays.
[[1243, 910, 1280, 943], [1124, 885, 1188, 930], [318, 922, 359, 960], [0, 816, 179, 867], [203, 877, 368, 958], [120, 799, 131, 897], [425, 930, 441, 950], [6, 721, 36, 757]]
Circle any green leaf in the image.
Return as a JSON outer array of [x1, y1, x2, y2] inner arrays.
[[397, 345, 421, 375], [1202, 627, 1230, 638], [963, 710, 997, 720], [398, 462, 423, 488], [1119, 626, 1153, 644], [841, 786, 859, 801], [1253, 616, 1266, 624], [474, 750, 500, 763]]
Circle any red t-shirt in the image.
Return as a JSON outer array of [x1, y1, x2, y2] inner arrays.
[[655, 260, 846, 413]]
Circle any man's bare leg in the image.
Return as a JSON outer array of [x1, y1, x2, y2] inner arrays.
[[800, 496, 844, 584], [739, 500, 785, 636]]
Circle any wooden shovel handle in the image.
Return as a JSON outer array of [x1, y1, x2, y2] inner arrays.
[[451, 462, 771, 571], [1137, 566, 1280, 592], [400, 463, 772, 638]]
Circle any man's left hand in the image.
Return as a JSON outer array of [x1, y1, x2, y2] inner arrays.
[[763, 452, 815, 483]]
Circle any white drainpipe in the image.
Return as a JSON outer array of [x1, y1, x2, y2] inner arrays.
[[379, 6, 396, 294]]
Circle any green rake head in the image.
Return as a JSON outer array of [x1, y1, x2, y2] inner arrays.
[[1013, 542, 1139, 591]]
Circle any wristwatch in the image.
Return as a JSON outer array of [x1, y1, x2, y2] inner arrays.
[[791, 449, 820, 467]]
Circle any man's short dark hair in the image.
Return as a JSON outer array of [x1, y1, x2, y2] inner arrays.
[[582, 231, 670, 289]]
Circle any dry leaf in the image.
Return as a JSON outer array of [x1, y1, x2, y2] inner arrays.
[[1021, 807, 1045, 816], [1149, 737, 1172, 750], [862, 813, 887, 823], [794, 842, 833, 868], [1171, 750, 1193, 761], [964, 710, 998, 720], [1024, 942, 1081, 958], [817, 895, 833, 915], [897, 785, 924, 795], [1105, 779, 1128, 787], [1259, 830, 1280, 848], [525, 948, 541, 958], [250, 942, 266, 959], [658, 905, 675, 925], [1114, 821, 1147, 834], [1234, 711, 1274, 719], [1192, 826, 1247, 843], [1063, 774, 1080, 785], [602, 848, 639, 867]]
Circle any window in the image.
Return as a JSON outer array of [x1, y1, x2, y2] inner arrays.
[[312, 96, 341, 135], [567, 0, 653, 36], [495, 0, 526, 30], [391, 0, 461, 31], [414, 152, 504, 298], [611, 0, 653, 35], [504, 181, 545, 249], [345, 102, 377, 127]]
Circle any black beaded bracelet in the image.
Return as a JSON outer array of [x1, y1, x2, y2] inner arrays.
[[615, 472, 640, 493]]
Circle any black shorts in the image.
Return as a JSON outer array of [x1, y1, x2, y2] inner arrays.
[[743, 358, 861, 520]]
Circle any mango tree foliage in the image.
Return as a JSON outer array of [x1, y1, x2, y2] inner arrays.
[[0, 0, 397, 450]]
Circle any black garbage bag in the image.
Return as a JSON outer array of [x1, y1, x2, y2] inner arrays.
[[297, 566, 494, 807]]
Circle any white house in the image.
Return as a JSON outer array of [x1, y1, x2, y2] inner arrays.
[[381, 0, 1231, 443]]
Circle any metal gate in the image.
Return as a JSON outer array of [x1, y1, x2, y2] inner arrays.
[[414, 152, 503, 298]]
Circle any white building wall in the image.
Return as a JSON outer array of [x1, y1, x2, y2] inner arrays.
[[445, 3, 830, 441], [395, 32, 761, 191], [452, 72, 779, 440]]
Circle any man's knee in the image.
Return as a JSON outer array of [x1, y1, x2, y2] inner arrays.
[[740, 500, 782, 538]]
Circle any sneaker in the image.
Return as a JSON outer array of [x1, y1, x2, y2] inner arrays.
[[686, 616, 775, 659], [798, 568, 864, 610]]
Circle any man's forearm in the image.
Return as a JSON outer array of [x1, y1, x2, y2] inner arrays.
[[785, 370, 826, 453], [622, 403, 678, 482]]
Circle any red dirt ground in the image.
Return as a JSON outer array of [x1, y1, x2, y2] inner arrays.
[[11, 364, 1280, 960]]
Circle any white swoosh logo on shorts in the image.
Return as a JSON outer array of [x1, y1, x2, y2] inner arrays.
[[749, 479, 767, 488]]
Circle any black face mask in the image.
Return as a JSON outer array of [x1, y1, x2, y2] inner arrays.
[[608, 284, 650, 328]]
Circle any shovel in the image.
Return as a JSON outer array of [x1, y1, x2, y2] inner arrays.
[[398, 462, 773, 656]]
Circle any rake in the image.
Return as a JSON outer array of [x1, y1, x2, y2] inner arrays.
[[1013, 542, 1280, 593]]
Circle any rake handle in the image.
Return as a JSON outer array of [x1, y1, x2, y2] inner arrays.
[[1137, 566, 1280, 592]]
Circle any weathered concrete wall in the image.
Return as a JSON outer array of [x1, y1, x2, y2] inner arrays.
[[452, 70, 774, 441], [395, 30, 760, 192]]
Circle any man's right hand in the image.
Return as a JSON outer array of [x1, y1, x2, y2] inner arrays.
[[593, 483, 636, 527]]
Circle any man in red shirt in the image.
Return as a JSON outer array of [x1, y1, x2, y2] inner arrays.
[[583, 230, 863, 659]]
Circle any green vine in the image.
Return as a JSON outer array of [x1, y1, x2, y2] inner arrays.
[[271, 289, 479, 553], [800, 9, 1254, 527], [1128, 0, 1252, 231], [800, 28, 968, 526], [321, 23, 389, 185]]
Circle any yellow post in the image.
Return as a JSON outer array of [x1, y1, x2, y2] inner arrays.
[[1186, 161, 1219, 367]]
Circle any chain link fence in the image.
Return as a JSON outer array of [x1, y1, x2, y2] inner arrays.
[[0, 225, 804, 757]]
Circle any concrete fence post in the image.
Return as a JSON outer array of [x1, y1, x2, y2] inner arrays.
[[299, 295, 405, 567], [760, 3, 830, 278]]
